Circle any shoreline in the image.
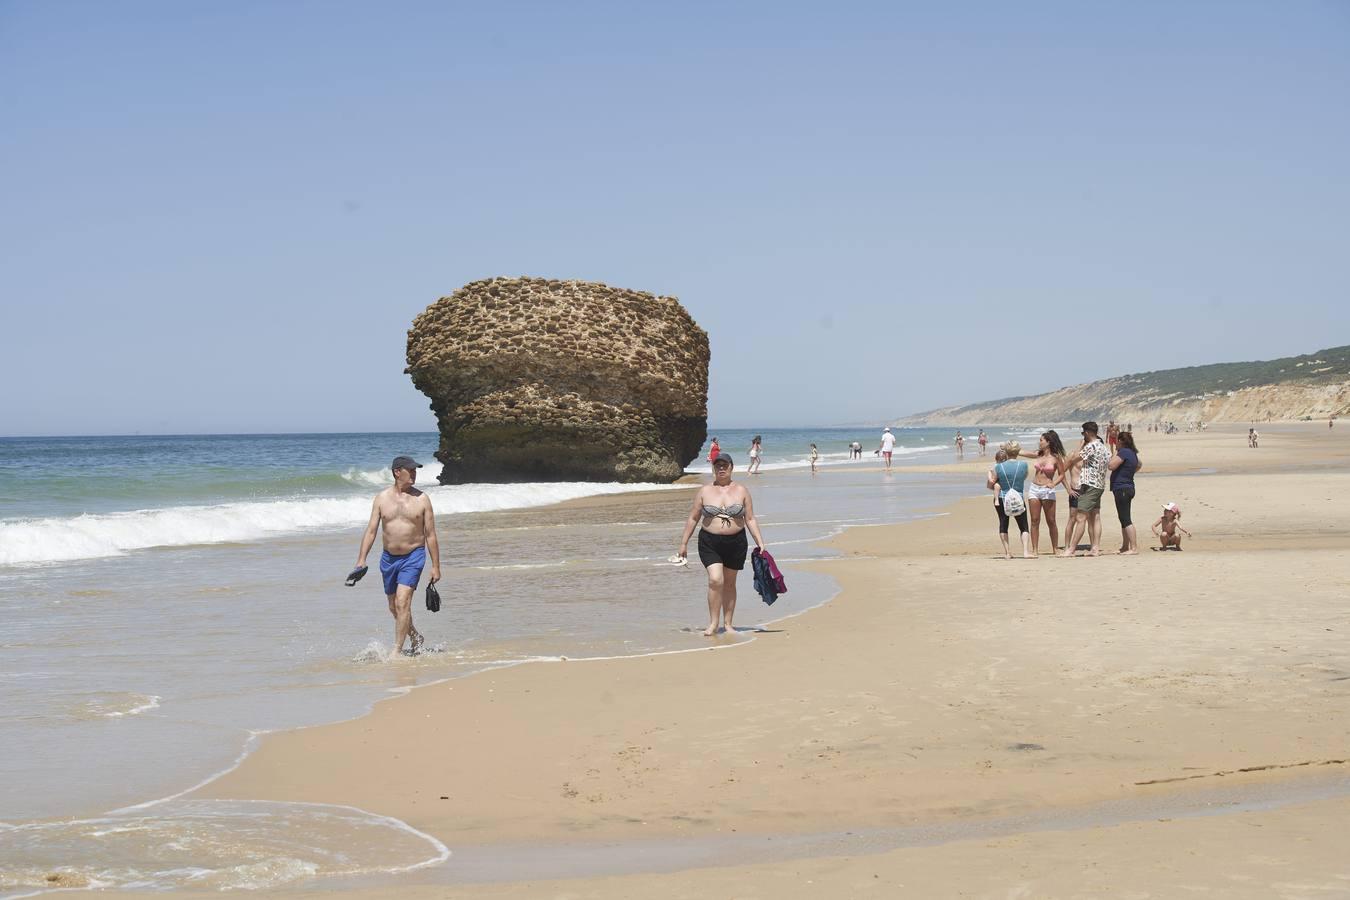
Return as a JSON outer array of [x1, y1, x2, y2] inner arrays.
[[46, 423, 1350, 896]]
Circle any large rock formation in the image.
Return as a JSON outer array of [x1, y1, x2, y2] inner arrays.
[[406, 277, 709, 483]]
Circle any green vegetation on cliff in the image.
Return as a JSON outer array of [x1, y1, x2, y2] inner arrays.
[[899, 345, 1350, 425]]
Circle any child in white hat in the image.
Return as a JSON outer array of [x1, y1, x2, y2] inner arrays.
[[1151, 502, 1192, 550]]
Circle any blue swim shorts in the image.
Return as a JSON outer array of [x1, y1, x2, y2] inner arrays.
[[380, 546, 426, 595]]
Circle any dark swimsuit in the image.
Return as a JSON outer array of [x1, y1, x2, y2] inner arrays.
[[697, 502, 748, 570]]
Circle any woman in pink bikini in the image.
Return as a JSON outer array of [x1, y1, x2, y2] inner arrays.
[[1024, 430, 1068, 556]]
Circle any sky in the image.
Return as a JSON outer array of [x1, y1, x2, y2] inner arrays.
[[2, 0, 1348, 435]]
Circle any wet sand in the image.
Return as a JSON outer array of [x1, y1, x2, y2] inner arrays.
[[157, 424, 1350, 896]]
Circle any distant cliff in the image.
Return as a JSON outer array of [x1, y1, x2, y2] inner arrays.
[[896, 346, 1350, 426]]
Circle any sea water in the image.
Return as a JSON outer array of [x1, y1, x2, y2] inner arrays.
[[0, 428, 1018, 894]]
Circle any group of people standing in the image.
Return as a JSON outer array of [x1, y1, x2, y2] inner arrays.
[[986, 421, 1147, 558]]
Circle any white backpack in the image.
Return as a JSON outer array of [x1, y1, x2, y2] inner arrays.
[[998, 461, 1026, 515]]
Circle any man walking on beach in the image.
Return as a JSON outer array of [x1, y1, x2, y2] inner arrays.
[[879, 427, 897, 470], [353, 456, 441, 656], [1060, 422, 1110, 557]]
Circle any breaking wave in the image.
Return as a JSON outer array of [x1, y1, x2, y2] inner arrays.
[[0, 482, 690, 567]]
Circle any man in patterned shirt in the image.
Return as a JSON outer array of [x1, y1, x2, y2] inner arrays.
[[1059, 421, 1111, 557]]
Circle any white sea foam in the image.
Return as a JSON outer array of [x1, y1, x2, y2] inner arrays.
[[102, 694, 161, 718], [340, 461, 446, 487], [0, 800, 448, 894], [684, 444, 939, 474], [352, 641, 391, 664], [0, 482, 690, 567]]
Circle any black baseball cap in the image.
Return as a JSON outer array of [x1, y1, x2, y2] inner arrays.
[[391, 455, 423, 471]]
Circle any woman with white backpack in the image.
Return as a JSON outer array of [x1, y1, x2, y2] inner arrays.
[[987, 441, 1031, 559]]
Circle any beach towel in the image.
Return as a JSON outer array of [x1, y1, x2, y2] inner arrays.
[[751, 547, 787, 605]]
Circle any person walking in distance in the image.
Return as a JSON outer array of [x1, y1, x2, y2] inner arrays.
[[747, 435, 763, 474], [978, 429, 988, 456], [352, 456, 442, 656], [1059, 422, 1111, 557], [879, 427, 897, 470]]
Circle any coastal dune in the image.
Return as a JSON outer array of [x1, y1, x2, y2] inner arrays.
[[185, 425, 1350, 897]]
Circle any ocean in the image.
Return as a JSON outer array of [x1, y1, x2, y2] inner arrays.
[[0, 426, 1027, 894]]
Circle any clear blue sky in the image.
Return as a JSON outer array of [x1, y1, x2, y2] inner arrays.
[[3, 1, 1348, 435]]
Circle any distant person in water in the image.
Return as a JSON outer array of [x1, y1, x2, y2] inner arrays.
[[677, 455, 768, 636], [352, 456, 441, 657], [879, 427, 897, 470], [850, 441, 863, 459], [747, 435, 763, 474], [708, 437, 721, 464], [955, 431, 965, 459], [978, 430, 988, 456], [809, 443, 819, 473], [1152, 502, 1191, 550]]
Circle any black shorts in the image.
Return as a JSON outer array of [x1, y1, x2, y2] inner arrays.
[[698, 529, 748, 570]]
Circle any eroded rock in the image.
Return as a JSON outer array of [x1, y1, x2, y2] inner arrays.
[[406, 277, 709, 483]]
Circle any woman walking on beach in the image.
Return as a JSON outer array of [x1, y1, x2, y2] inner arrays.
[[748, 435, 762, 474], [678, 455, 768, 636], [987, 443, 1031, 559], [708, 437, 721, 464], [1025, 431, 1067, 556], [1109, 431, 1143, 554]]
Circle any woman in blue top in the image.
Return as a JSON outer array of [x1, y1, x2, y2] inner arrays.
[[1108, 431, 1143, 554], [986, 441, 1031, 559]]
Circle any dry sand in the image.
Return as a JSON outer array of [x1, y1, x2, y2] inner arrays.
[[174, 425, 1350, 897]]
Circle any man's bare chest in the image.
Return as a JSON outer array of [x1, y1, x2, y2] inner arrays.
[[381, 495, 424, 524]]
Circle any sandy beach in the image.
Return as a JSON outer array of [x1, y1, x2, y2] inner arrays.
[[133, 424, 1350, 897]]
